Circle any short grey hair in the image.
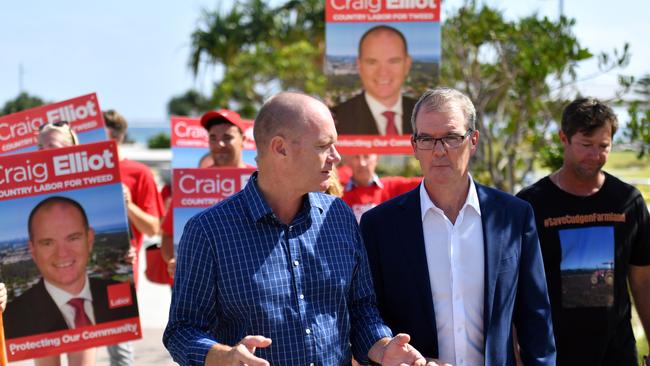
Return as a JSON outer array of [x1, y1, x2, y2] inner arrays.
[[410, 87, 476, 135]]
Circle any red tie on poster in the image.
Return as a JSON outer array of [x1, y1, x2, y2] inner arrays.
[[382, 111, 398, 135], [68, 298, 92, 327]]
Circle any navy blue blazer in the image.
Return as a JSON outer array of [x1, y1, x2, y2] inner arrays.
[[360, 182, 556, 366]]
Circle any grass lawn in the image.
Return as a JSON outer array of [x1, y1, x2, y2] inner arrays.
[[605, 150, 650, 203], [633, 305, 648, 365]]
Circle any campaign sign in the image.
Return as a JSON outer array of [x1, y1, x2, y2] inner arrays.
[[0, 141, 141, 361], [170, 116, 257, 168], [0, 93, 108, 155], [325, 0, 441, 153], [171, 168, 255, 249]]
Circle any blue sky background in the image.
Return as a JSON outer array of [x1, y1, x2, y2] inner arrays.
[[0, 183, 129, 243], [326, 22, 441, 59], [560, 226, 615, 271], [0, 0, 647, 124], [172, 147, 257, 168]]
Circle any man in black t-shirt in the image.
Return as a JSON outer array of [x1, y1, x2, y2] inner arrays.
[[518, 98, 650, 365]]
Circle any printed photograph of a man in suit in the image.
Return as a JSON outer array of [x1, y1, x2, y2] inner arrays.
[[326, 20, 440, 136], [4, 196, 138, 339]]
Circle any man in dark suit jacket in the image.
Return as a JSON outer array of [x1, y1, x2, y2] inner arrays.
[[332, 25, 415, 136], [4, 277, 139, 339], [360, 87, 555, 365], [4, 196, 139, 339]]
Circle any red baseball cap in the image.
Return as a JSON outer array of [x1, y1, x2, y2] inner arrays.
[[200, 109, 247, 132]]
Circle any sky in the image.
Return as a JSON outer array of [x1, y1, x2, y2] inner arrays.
[[0, 183, 128, 242], [1, 0, 648, 125]]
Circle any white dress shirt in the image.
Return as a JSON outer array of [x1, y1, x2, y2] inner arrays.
[[44, 276, 96, 328], [364, 92, 403, 135], [420, 177, 485, 366]]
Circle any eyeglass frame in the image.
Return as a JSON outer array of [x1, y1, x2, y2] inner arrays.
[[38, 120, 69, 131], [412, 129, 474, 150]]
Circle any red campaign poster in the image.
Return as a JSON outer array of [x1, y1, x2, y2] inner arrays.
[[0, 141, 141, 361], [325, 0, 441, 154], [171, 168, 255, 250], [170, 116, 256, 169], [0, 93, 108, 156]]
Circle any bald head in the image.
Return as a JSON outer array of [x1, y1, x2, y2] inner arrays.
[[253, 92, 332, 156]]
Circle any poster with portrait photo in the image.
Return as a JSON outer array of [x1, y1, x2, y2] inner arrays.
[[170, 115, 257, 169], [325, 0, 441, 153], [0, 93, 108, 156], [0, 141, 140, 361], [171, 168, 254, 252]]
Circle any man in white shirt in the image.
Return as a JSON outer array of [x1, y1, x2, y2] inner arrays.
[[360, 87, 556, 365], [332, 25, 416, 135]]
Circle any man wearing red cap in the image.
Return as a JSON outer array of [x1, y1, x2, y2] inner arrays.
[[201, 109, 253, 168], [160, 109, 255, 278]]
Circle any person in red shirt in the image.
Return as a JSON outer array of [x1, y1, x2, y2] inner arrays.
[[104, 110, 164, 366], [160, 109, 255, 279], [342, 154, 421, 222]]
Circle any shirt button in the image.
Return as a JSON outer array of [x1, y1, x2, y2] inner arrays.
[[293, 260, 299, 266], [457, 327, 462, 333], [289, 226, 293, 232], [299, 294, 305, 300], [305, 328, 311, 334], [309, 363, 314, 366]]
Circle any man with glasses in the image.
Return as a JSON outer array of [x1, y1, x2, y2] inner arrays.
[[360, 87, 556, 365]]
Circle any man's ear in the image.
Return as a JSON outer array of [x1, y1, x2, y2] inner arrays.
[[270, 136, 287, 157], [87, 228, 95, 252], [559, 130, 569, 146]]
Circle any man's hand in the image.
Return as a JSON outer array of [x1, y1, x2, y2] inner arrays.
[[122, 183, 132, 206], [205, 335, 272, 366], [424, 358, 452, 366], [167, 258, 176, 279], [0, 282, 6, 312], [125, 246, 136, 265], [372, 333, 426, 366]]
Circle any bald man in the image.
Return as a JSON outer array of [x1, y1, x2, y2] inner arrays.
[[164, 92, 428, 366]]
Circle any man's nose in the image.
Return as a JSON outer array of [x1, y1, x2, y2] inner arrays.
[[432, 140, 447, 156], [329, 145, 341, 164]]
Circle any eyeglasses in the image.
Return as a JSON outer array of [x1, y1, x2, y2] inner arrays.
[[413, 129, 474, 150], [38, 120, 69, 131]]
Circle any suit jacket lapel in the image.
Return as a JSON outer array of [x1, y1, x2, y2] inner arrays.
[[359, 92, 380, 134], [399, 187, 438, 346], [476, 183, 504, 337]]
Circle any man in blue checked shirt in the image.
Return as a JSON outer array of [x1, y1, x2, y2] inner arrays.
[[164, 92, 428, 366]]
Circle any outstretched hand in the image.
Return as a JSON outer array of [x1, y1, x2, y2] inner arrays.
[[205, 335, 272, 366], [381, 333, 427, 366]]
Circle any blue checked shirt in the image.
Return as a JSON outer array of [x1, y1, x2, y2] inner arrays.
[[163, 173, 392, 365]]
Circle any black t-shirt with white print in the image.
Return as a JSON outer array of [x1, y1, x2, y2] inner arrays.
[[517, 172, 650, 365]]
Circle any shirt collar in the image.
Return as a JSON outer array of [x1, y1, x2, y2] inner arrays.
[[243, 172, 324, 223], [419, 174, 481, 221], [44, 275, 93, 308], [364, 92, 403, 134], [344, 174, 383, 192]]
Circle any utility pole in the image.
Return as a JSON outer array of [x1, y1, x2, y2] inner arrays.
[[18, 63, 24, 93]]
